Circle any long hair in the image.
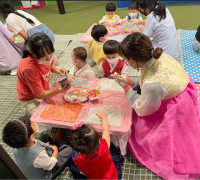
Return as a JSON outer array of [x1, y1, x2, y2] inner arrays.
[[0, 1, 35, 25], [136, 0, 166, 21]]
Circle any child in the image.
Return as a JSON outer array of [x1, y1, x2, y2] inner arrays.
[[2, 116, 72, 179], [98, 40, 129, 78], [99, 2, 122, 27], [122, 2, 143, 24], [69, 47, 95, 79], [88, 25, 107, 67], [193, 25, 200, 53], [68, 112, 121, 180]]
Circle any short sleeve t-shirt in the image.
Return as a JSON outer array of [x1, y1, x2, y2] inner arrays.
[[6, 10, 41, 35], [17, 56, 52, 101], [74, 138, 118, 179], [143, 8, 180, 60]]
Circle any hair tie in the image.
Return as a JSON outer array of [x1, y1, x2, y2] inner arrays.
[[151, 49, 154, 57], [14, 119, 28, 138], [71, 122, 85, 131]]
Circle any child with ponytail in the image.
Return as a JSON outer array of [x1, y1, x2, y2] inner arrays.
[[68, 112, 122, 180]]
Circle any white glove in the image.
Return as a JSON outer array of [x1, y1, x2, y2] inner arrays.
[[112, 74, 128, 88]]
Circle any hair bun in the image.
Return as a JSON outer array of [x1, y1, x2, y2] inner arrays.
[[152, 47, 163, 59]]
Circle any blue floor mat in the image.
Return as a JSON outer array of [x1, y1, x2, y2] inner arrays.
[[180, 29, 200, 82]]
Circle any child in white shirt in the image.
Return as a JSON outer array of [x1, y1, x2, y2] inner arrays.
[[99, 2, 122, 27], [98, 40, 129, 79], [123, 2, 143, 24], [2, 116, 72, 179], [69, 47, 95, 79]]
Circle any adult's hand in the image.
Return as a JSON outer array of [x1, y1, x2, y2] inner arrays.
[[56, 83, 72, 93], [54, 68, 68, 75], [112, 74, 128, 88]]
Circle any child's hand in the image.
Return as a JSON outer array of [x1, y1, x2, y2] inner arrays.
[[96, 111, 107, 119], [67, 73, 74, 82], [130, 19, 138, 24], [102, 22, 111, 27], [51, 145, 58, 151], [55, 68, 68, 75], [112, 22, 119, 27]]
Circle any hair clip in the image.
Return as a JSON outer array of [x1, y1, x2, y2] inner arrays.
[[71, 122, 85, 131]]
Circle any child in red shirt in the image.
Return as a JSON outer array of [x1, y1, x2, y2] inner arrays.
[[97, 40, 129, 79], [68, 112, 122, 180]]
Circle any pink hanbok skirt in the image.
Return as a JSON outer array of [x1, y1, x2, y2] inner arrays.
[[128, 77, 200, 179]]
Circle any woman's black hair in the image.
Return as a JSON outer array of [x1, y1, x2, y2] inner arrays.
[[0, 1, 35, 25], [24, 33, 55, 59], [22, 39, 30, 58], [68, 124, 100, 155], [91, 25, 108, 42], [103, 40, 119, 55], [136, 0, 166, 21], [106, 2, 116, 12], [2, 116, 34, 148]]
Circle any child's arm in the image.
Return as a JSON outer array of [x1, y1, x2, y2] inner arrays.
[[97, 111, 110, 149], [101, 22, 111, 27], [122, 17, 128, 23], [33, 146, 58, 170], [97, 62, 106, 78], [112, 15, 122, 27], [67, 73, 74, 82], [51, 145, 58, 159], [138, 20, 146, 26], [99, 16, 111, 26]]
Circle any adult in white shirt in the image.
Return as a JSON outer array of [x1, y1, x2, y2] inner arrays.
[[136, 0, 180, 60], [0, 1, 54, 43]]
